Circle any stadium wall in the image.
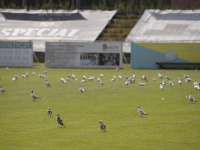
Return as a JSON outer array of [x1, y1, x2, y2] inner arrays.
[[131, 43, 200, 69]]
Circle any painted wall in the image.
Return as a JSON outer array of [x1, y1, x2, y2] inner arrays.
[[131, 43, 200, 69]]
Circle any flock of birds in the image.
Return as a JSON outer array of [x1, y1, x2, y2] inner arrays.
[[1, 67, 199, 131]]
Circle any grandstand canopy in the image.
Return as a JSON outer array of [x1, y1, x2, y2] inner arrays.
[[0, 9, 117, 52], [126, 9, 200, 43]]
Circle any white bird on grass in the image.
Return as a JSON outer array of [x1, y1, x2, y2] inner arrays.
[[137, 106, 148, 117], [168, 80, 174, 86], [178, 78, 182, 85], [44, 70, 48, 74], [30, 91, 40, 100], [32, 72, 36, 76], [185, 78, 192, 82], [110, 78, 115, 81], [100, 74, 104, 78], [82, 75, 87, 80], [141, 75, 148, 82], [138, 82, 145, 86], [60, 78, 66, 83], [81, 79, 86, 83], [165, 74, 171, 80], [47, 107, 53, 117], [158, 73, 163, 79], [89, 75, 95, 81], [39, 74, 45, 79], [132, 73, 136, 79], [79, 86, 85, 93], [183, 74, 189, 78], [45, 79, 51, 87], [188, 93, 197, 103], [125, 80, 129, 85], [194, 82, 200, 90], [118, 75, 122, 79], [97, 78, 104, 85], [12, 75, 19, 81], [0, 86, 6, 92], [194, 84, 200, 90], [160, 83, 165, 90]]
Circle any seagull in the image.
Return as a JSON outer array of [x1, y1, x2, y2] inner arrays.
[[82, 75, 87, 80], [100, 74, 104, 78], [47, 107, 53, 117], [99, 120, 106, 131], [168, 80, 174, 86], [66, 76, 71, 82], [124, 74, 129, 80], [141, 75, 148, 82], [132, 73, 136, 79], [0, 86, 6, 92], [185, 78, 192, 82], [178, 78, 182, 85], [30, 91, 40, 100], [25, 72, 29, 78], [79, 86, 85, 93], [81, 79, 86, 83], [60, 78, 66, 83], [125, 80, 129, 85], [89, 75, 95, 81], [12, 75, 19, 81], [97, 78, 104, 85], [99, 80, 104, 85], [39, 74, 46, 79], [188, 93, 196, 103], [137, 106, 148, 117], [71, 74, 76, 79], [44, 70, 48, 74], [183, 74, 189, 78], [32, 72, 36, 76], [22, 74, 26, 78], [165, 75, 171, 80], [160, 83, 165, 90], [158, 73, 163, 79], [194, 82, 200, 90], [45, 79, 51, 87], [110, 78, 115, 81], [138, 82, 145, 86], [56, 114, 66, 127]]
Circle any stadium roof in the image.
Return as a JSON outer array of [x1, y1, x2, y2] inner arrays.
[[126, 9, 200, 43], [0, 9, 117, 52]]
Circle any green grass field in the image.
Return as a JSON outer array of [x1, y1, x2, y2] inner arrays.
[[0, 64, 200, 150]]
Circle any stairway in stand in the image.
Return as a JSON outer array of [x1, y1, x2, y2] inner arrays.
[[97, 12, 139, 41]]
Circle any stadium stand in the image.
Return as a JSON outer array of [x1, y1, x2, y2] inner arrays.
[[0, 9, 117, 52], [126, 9, 200, 43], [127, 9, 200, 69], [97, 12, 139, 41]]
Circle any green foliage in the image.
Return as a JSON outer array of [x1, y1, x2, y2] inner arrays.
[[1, 0, 171, 13], [0, 65, 200, 149]]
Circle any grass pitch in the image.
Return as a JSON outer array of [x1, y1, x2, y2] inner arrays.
[[0, 64, 200, 150]]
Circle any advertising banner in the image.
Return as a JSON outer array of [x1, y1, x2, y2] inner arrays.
[[45, 41, 123, 68], [0, 41, 33, 67], [131, 43, 200, 69]]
